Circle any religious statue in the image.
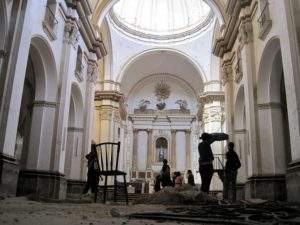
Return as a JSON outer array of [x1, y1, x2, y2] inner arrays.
[[175, 99, 188, 110], [154, 81, 170, 110], [138, 99, 150, 111], [158, 148, 165, 162]]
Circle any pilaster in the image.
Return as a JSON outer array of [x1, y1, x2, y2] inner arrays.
[[171, 129, 176, 169]]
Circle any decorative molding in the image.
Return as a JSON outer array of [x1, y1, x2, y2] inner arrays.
[[42, 5, 58, 41], [234, 129, 247, 134], [213, 0, 255, 57], [63, 18, 79, 47], [257, 1, 272, 41], [87, 59, 98, 83], [257, 102, 282, 110], [99, 109, 113, 120], [33, 101, 57, 108], [94, 90, 124, 102], [198, 91, 225, 104], [68, 127, 84, 132], [64, 0, 106, 59], [133, 109, 191, 115], [234, 45, 243, 83], [221, 60, 233, 85], [238, 16, 253, 46]]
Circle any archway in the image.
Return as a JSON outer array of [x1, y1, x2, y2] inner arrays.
[[257, 38, 291, 174], [16, 37, 58, 196], [155, 137, 168, 163], [64, 83, 84, 180], [257, 37, 290, 200], [234, 85, 248, 184]]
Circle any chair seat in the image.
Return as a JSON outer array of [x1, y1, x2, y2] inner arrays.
[[99, 170, 126, 176]]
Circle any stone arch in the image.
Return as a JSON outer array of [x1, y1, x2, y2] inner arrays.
[[16, 36, 58, 170], [30, 36, 58, 102], [154, 136, 169, 163], [117, 48, 207, 86], [257, 37, 291, 181], [234, 85, 246, 130], [234, 85, 248, 182], [16, 36, 58, 197], [64, 83, 84, 179]]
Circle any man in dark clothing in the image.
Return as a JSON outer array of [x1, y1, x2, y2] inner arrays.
[[83, 143, 100, 202], [198, 132, 229, 193], [224, 142, 241, 202], [187, 170, 195, 186], [161, 159, 172, 187]]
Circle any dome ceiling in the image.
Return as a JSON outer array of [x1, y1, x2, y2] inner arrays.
[[110, 0, 213, 40]]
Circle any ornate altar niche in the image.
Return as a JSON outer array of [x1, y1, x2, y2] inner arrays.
[[124, 76, 200, 193]]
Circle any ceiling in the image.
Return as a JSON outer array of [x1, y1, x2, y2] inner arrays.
[[119, 50, 205, 97]]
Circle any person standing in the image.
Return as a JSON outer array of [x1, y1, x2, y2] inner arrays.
[[174, 171, 183, 188], [83, 143, 100, 202], [198, 132, 228, 193], [187, 170, 195, 186], [224, 142, 241, 202], [161, 159, 172, 187]]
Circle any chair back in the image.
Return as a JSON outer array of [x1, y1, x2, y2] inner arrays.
[[95, 142, 121, 172]]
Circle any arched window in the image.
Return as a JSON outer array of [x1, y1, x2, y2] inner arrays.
[[156, 137, 168, 162]]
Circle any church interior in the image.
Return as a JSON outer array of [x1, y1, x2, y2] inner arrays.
[[0, 0, 300, 224]]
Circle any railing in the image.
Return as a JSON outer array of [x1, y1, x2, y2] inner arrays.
[[257, 1, 270, 28], [213, 154, 225, 171]]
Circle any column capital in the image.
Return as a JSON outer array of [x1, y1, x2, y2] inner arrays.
[[198, 91, 225, 105], [184, 129, 191, 134], [63, 19, 79, 47], [171, 129, 177, 134], [94, 90, 124, 102], [87, 60, 98, 84], [238, 17, 253, 46]]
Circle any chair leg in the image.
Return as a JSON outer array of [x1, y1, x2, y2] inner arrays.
[[123, 174, 128, 205], [103, 175, 108, 204], [113, 175, 117, 202]]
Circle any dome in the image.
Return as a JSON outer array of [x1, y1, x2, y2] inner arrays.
[[110, 0, 213, 40]]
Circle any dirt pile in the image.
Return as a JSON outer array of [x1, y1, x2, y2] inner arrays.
[[135, 184, 219, 205]]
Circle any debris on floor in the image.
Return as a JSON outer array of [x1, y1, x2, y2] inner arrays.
[[134, 184, 219, 205], [128, 201, 300, 225]]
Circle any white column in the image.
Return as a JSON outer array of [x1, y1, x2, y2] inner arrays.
[[0, 0, 32, 157], [239, 19, 260, 176], [53, 23, 78, 173], [176, 130, 186, 171], [137, 130, 148, 171], [277, 0, 300, 162], [26, 102, 56, 170]]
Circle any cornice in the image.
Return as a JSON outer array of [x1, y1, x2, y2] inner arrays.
[[198, 91, 225, 104], [94, 90, 124, 102], [64, 0, 107, 59], [213, 0, 254, 57]]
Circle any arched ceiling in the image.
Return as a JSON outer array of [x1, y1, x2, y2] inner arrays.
[[91, 0, 227, 28], [118, 49, 205, 97]]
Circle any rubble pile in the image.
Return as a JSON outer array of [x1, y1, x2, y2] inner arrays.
[[135, 184, 219, 205]]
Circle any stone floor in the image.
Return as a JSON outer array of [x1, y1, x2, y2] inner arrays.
[[0, 197, 206, 225], [0, 197, 299, 225]]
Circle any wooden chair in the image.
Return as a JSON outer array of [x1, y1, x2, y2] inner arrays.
[[95, 142, 128, 204]]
